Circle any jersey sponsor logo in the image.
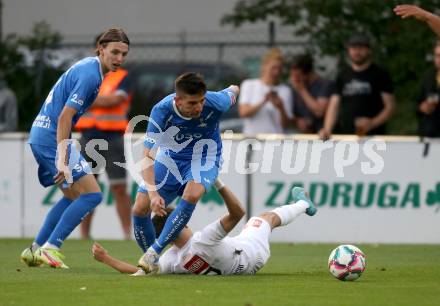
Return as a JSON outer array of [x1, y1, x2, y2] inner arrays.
[[183, 254, 222, 275], [175, 132, 202, 141], [32, 115, 51, 129], [143, 125, 192, 187], [124, 114, 221, 193], [145, 125, 192, 151], [70, 93, 84, 106], [183, 255, 210, 274]]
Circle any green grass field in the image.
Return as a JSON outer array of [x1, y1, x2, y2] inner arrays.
[[0, 239, 439, 306]]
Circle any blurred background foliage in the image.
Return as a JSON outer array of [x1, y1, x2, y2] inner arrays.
[[223, 0, 440, 135], [0, 21, 63, 130], [2, 1, 440, 134]]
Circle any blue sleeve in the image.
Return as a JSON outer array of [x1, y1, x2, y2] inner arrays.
[[65, 70, 98, 112], [144, 105, 167, 150], [206, 88, 237, 113]]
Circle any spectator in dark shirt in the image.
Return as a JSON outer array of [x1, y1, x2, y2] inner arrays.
[[416, 40, 440, 137], [289, 54, 332, 133], [320, 34, 396, 139]]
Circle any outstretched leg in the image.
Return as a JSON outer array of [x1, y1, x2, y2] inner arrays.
[[261, 187, 317, 230]]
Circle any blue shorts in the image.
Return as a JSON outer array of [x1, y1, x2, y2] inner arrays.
[[137, 154, 220, 205], [30, 143, 91, 188]]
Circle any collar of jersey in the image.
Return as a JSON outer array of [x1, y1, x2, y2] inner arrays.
[[173, 99, 192, 120], [95, 56, 104, 81]]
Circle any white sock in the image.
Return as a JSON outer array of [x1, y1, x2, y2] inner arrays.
[[271, 200, 309, 226], [214, 178, 225, 191], [42, 242, 60, 250], [31, 242, 40, 252]]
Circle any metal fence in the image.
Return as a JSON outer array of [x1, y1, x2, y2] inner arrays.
[[55, 24, 308, 79], [22, 25, 318, 132]]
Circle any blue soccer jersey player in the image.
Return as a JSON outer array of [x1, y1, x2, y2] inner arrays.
[[132, 72, 239, 273], [20, 28, 130, 269]]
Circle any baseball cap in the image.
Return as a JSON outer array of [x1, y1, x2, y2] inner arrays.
[[347, 34, 371, 47]]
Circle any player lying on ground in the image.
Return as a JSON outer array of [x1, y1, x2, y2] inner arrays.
[[93, 181, 317, 275], [132, 73, 239, 274], [21, 28, 130, 269], [394, 4, 440, 36]]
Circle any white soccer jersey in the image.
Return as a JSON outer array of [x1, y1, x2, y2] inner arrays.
[[158, 217, 272, 275]]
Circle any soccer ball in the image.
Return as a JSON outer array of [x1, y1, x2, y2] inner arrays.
[[328, 245, 366, 281]]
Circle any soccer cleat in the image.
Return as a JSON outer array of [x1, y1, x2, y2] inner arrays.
[[291, 187, 317, 216], [137, 248, 159, 274], [20, 247, 44, 267], [36, 248, 69, 269]]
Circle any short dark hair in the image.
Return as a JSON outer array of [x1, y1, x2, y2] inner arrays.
[[151, 207, 175, 238], [95, 28, 130, 55], [290, 54, 314, 74], [175, 72, 207, 96]]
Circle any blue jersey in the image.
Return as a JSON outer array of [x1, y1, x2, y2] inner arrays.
[[29, 57, 103, 148], [144, 89, 236, 160]]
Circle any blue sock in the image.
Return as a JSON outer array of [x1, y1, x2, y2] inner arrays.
[[35, 197, 73, 246], [133, 214, 155, 253], [47, 192, 103, 248], [151, 199, 196, 254]]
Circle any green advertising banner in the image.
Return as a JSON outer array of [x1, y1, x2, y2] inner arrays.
[[2, 134, 439, 243]]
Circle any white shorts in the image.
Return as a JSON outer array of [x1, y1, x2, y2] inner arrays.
[[234, 217, 271, 273]]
